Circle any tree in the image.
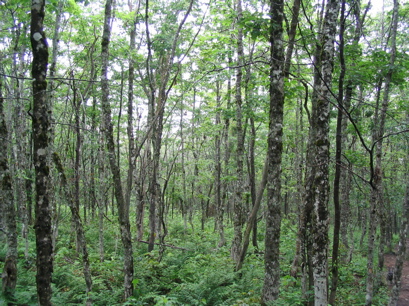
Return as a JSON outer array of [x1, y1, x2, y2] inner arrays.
[[261, 0, 285, 302], [100, 0, 134, 298], [52, 153, 92, 304], [366, 0, 399, 304], [141, 0, 195, 252], [0, 68, 17, 301], [230, 0, 246, 265], [302, 0, 339, 304], [30, 0, 54, 304]]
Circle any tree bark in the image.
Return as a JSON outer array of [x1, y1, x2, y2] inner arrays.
[[0, 68, 17, 300], [303, 0, 339, 304], [101, 0, 134, 299], [366, 0, 399, 304], [230, 0, 246, 264], [30, 0, 53, 304], [389, 180, 409, 306], [261, 0, 285, 303], [215, 81, 226, 247], [329, 1, 346, 303]]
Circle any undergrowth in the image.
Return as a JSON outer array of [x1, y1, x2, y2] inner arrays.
[[0, 213, 391, 305]]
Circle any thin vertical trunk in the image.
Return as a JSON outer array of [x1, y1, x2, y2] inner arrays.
[[52, 153, 92, 304], [284, 0, 300, 79], [101, 0, 134, 298], [215, 81, 226, 247], [248, 117, 258, 249], [329, 1, 346, 303], [236, 157, 268, 272], [31, 0, 53, 304], [144, 0, 194, 252], [48, 0, 62, 256], [96, 95, 105, 263], [340, 0, 368, 266], [72, 76, 82, 253], [290, 92, 306, 278], [126, 0, 137, 233], [1, 70, 17, 299], [231, 0, 245, 263], [389, 180, 409, 306], [261, 0, 285, 302], [136, 154, 147, 242], [366, 0, 398, 304]]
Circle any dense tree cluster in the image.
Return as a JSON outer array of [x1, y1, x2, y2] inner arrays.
[[0, 0, 408, 305]]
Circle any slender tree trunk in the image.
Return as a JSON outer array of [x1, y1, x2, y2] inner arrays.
[[215, 81, 226, 247], [101, 0, 134, 298], [329, 1, 346, 303], [366, 1, 398, 304], [290, 94, 306, 278], [236, 157, 268, 273], [0, 71, 17, 300], [96, 95, 106, 263], [52, 153, 92, 304], [126, 0, 137, 237], [136, 154, 147, 242], [261, 0, 285, 302], [389, 180, 409, 306], [284, 0, 300, 79], [72, 75, 82, 253], [31, 0, 53, 304], [230, 0, 246, 264]]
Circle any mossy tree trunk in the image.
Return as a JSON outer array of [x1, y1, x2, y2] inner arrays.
[[0, 66, 17, 301], [30, 0, 54, 304], [101, 0, 134, 299], [230, 0, 246, 265], [302, 0, 339, 304], [261, 0, 285, 302]]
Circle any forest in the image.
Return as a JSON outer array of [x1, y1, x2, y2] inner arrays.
[[0, 0, 408, 305]]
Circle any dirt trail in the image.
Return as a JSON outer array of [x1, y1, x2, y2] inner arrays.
[[385, 241, 409, 305]]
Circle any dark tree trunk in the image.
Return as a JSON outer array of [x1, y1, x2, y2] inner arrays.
[[101, 0, 134, 298], [0, 69, 17, 300], [366, 0, 398, 303], [30, 0, 53, 304], [215, 81, 226, 247], [261, 0, 285, 302], [329, 1, 346, 303]]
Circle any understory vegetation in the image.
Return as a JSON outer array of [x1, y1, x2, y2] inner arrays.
[[1, 214, 391, 305]]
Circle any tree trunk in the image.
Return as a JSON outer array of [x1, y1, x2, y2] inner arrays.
[[329, 1, 346, 303], [366, 0, 398, 304], [101, 0, 134, 298], [261, 0, 285, 302], [31, 0, 54, 304], [215, 81, 226, 247], [303, 0, 339, 304], [230, 0, 246, 264], [0, 69, 17, 300], [389, 180, 409, 306], [52, 153, 93, 304]]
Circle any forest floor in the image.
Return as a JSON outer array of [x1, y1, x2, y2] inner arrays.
[[384, 240, 409, 305]]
